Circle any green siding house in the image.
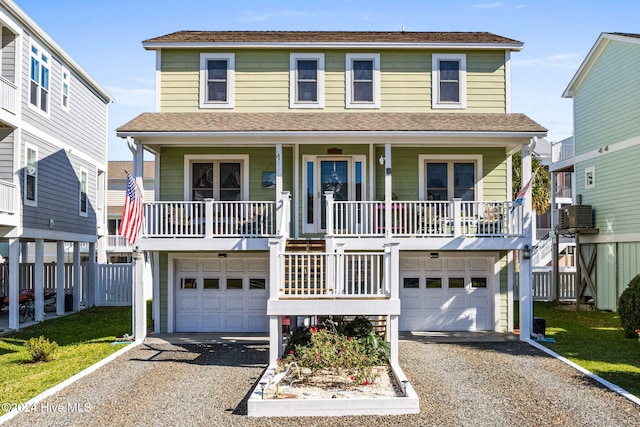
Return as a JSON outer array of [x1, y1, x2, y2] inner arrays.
[[117, 31, 546, 364], [562, 32, 640, 310]]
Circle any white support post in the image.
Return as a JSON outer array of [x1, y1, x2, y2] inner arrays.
[[275, 144, 283, 197], [334, 243, 345, 295], [88, 242, 96, 307], [34, 238, 44, 322], [56, 241, 65, 315], [389, 315, 399, 366], [324, 191, 334, 236], [269, 315, 282, 364], [152, 251, 160, 334], [519, 142, 533, 340], [453, 198, 462, 237], [384, 143, 392, 238], [387, 242, 400, 365], [73, 242, 80, 311], [279, 191, 291, 238], [269, 239, 280, 300], [8, 238, 19, 330], [133, 249, 147, 342], [204, 198, 214, 238]]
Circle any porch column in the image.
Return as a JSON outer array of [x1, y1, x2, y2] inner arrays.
[[275, 144, 284, 237], [519, 141, 533, 340], [34, 238, 44, 322], [384, 143, 392, 238], [324, 191, 334, 236], [387, 242, 400, 365], [56, 241, 65, 315], [133, 249, 146, 342], [88, 242, 96, 307], [269, 315, 282, 364], [8, 238, 19, 330], [72, 242, 80, 311]]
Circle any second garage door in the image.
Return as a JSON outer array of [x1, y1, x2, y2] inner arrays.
[[400, 254, 494, 331]]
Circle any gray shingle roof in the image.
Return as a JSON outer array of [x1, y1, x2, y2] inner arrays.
[[143, 31, 522, 46], [117, 112, 546, 134]]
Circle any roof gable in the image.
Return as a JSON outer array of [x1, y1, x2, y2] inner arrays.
[[563, 32, 640, 98]]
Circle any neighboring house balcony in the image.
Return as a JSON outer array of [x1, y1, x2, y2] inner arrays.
[[106, 235, 132, 253], [0, 179, 17, 226], [137, 194, 525, 252], [0, 23, 18, 120], [549, 137, 575, 173]]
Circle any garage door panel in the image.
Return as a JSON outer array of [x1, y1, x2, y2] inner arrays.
[[224, 296, 245, 310], [444, 293, 467, 309], [176, 295, 199, 311], [203, 260, 222, 272], [202, 315, 221, 329], [248, 294, 267, 310], [424, 295, 445, 309], [224, 316, 245, 330], [402, 291, 422, 309], [248, 315, 268, 332], [176, 314, 200, 331], [202, 295, 221, 310]]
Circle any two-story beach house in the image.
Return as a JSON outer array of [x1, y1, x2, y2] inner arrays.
[[0, 0, 112, 329], [561, 32, 640, 310], [117, 31, 546, 362]]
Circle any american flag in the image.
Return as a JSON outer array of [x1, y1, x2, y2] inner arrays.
[[118, 172, 143, 245]]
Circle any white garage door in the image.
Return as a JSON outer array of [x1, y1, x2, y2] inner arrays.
[[174, 256, 269, 332], [400, 255, 494, 331]]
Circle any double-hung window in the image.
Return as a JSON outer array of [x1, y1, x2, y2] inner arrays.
[[79, 169, 88, 216], [346, 53, 380, 108], [290, 53, 324, 108], [432, 54, 467, 109], [199, 53, 234, 108], [61, 67, 70, 111], [29, 43, 50, 114], [25, 146, 38, 206]]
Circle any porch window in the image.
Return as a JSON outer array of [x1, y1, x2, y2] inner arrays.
[[25, 146, 38, 206], [432, 54, 466, 109], [79, 169, 88, 216], [29, 43, 50, 114], [191, 161, 242, 201], [290, 53, 324, 108], [199, 53, 235, 108], [61, 67, 70, 110], [345, 53, 380, 108], [425, 161, 476, 201]]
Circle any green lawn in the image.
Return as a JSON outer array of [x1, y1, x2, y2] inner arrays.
[[0, 306, 133, 411], [534, 302, 640, 397]]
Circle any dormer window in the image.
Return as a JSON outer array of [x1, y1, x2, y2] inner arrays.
[[290, 53, 324, 108], [432, 54, 467, 109], [199, 53, 235, 108]]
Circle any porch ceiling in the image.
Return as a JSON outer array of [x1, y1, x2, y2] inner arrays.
[[117, 112, 547, 137]]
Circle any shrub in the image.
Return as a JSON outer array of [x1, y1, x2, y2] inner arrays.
[[337, 316, 372, 339], [619, 274, 640, 338], [24, 335, 58, 362]]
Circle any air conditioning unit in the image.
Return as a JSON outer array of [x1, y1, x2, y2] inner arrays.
[[559, 205, 592, 229]]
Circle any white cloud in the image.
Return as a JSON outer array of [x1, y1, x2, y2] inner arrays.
[[512, 53, 583, 69], [105, 86, 154, 107]]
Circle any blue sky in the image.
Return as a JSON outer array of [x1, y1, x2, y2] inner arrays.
[[14, 0, 640, 160]]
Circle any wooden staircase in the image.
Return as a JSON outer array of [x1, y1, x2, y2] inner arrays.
[[285, 239, 326, 253], [343, 315, 388, 338]]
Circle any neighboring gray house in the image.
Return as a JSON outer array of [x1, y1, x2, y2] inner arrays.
[[0, 0, 112, 329], [562, 32, 640, 310]]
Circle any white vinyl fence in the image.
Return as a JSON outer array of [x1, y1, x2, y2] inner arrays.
[[95, 263, 132, 306], [514, 270, 576, 301]]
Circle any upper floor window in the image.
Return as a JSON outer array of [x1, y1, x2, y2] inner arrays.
[[199, 53, 234, 109], [432, 54, 466, 109], [345, 53, 380, 108], [79, 169, 88, 216], [29, 43, 50, 114], [25, 146, 38, 206], [61, 67, 70, 111], [290, 53, 324, 108]]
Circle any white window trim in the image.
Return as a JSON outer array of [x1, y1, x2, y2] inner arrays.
[[28, 41, 51, 117], [432, 53, 467, 109], [584, 166, 595, 189], [345, 53, 380, 109], [289, 53, 325, 109], [199, 53, 235, 109], [79, 168, 88, 217], [61, 66, 70, 111], [24, 144, 38, 207], [183, 154, 249, 200], [418, 154, 483, 201]]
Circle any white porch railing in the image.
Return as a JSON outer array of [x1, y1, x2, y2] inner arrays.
[[281, 252, 386, 298], [0, 76, 17, 114], [143, 200, 276, 237], [330, 198, 523, 238], [107, 235, 132, 251], [552, 138, 575, 163], [0, 179, 15, 214]]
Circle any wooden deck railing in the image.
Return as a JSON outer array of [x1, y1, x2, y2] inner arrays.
[[280, 252, 386, 298]]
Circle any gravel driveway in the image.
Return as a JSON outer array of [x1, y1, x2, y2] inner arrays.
[[5, 334, 640, 426]]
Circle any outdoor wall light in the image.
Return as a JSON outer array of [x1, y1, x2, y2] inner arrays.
[[523, 245, 532, 260], [379, 155, 386, 165], [218, 253, 227, 258], [430, 253, 439, 259], [260, 381, 266, 399]]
